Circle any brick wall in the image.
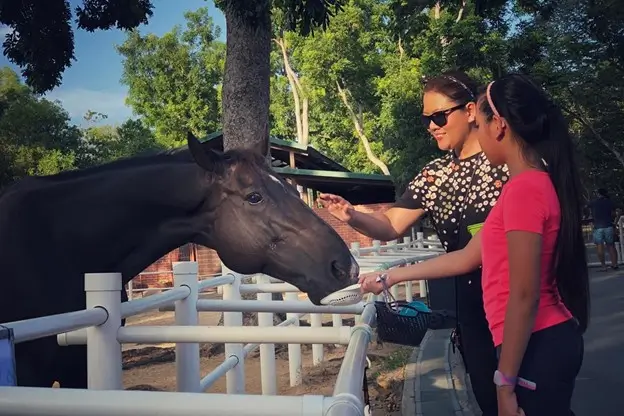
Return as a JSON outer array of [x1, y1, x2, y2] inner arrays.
[[134, 202, 411, 288]]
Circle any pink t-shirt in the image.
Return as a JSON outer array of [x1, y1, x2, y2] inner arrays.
[[481, 170, 572, 347]]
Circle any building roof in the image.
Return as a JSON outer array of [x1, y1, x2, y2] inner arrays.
[[199, 131, 397, 204]]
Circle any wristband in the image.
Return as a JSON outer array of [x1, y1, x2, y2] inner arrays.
[[493, 370, 537, 391]]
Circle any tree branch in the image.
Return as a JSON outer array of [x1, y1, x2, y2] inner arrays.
[[456, 0, 466, 23], [274, 37, 304, 144], [335, 80, 390, 175], [562, 94, 624, 168]]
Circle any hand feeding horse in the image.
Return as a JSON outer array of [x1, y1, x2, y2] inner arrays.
[[0, 132, 359, 389]]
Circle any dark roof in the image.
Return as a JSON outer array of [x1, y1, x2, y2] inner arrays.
[[199, 131, 396, 204], [200, 131, 350, 171]]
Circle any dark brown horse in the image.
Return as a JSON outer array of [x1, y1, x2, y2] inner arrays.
[[0, 132, 359, 389]]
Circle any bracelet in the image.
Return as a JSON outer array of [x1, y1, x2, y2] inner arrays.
[[375, 273, 389, 285], [493, 370, 537, 391]]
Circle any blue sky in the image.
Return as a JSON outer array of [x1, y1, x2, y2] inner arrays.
[[0, 0, 226, 127]]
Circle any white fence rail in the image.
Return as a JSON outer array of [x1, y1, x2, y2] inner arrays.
[[0, 234, 442, 416]]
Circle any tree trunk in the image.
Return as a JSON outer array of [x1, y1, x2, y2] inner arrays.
[[336, 81, 391, 175], [274, 37, 309, 147], [221, 1, 271, 155], [212, 2, 285, 348], [455, 0, 466, 23]]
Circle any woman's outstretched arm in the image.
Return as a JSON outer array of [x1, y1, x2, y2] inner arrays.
[[359, 231, 482, 294]]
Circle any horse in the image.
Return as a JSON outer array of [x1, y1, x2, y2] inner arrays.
[[0, 132, 359, 389]]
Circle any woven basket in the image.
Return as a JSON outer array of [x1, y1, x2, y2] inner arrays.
[[372, 277, 449, 347]]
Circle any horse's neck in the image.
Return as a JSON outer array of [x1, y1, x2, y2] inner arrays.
[[32, 161, 210, 283]]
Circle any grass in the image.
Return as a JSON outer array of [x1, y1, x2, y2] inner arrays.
[[370, 345, 413, 380]]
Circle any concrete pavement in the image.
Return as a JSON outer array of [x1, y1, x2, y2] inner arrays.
[[402, 328, 477, 416], [572, 268, 624, 416]]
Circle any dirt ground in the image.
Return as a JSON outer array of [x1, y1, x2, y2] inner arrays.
[[123, 340, 409, 415], [120, 287, 417, 415]]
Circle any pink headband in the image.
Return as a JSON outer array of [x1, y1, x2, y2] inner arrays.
[[486, 81, 500, 117]]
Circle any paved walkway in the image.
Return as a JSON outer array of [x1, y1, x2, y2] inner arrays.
[[402, 267, 624, 416], [572, 268, 624, 416], [402, 328, 477, 416]]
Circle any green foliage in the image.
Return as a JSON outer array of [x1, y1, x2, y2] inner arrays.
[[3, 0, 623, 207], [76, 118, 165, 168], [270, 0, 510, 188], [117, 8, 225, 148], [215, 0, 347, 36], [0, 66, 166, 191], [506, 0, 624, 203], [0, 0, 154, 93], [0, 67, 81, 188]]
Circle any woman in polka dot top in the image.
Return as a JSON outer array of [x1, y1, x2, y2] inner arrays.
[[319, 70, 507, 416]]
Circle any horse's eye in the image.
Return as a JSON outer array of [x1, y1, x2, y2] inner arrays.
[[245, 192, 263, 205]]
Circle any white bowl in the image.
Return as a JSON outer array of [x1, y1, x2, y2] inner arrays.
[[320, 283, 363, 306]]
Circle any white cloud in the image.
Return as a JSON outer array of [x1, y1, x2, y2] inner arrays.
[[44, 88, 134, 126]]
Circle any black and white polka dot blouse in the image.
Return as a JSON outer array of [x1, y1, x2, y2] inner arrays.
[[395, 151, 509, 252]]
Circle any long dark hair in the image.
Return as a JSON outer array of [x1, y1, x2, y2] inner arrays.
[[423, 70, 478, 104], [480, 74, 590, 333]]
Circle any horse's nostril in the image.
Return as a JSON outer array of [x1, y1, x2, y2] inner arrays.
[[331, 260, 347, 280]]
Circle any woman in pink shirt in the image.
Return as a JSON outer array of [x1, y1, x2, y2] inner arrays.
[[360, 74, 588, 416]]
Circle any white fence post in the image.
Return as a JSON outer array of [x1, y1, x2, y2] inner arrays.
[[221, 263, 245, 394], [310, 313, 324, 366], [173, 261, 200, 393], [85, 272, 123, 390], [332, 313, 343, 348], [416, 232, 428, 298], [387, 239, 400, 300], [372, 240, 381, 256], [350, 242, 363, 325], [257, 274, 277, 395], [403, 237, 414, 302], [285, 291, 302, 387], [127, 280, 134, 301]]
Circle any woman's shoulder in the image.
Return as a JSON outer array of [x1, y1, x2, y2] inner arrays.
[[503, 171, 556, 205], [422, 152, 454, 173]]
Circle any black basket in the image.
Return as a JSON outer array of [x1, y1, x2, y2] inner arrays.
[[374, 300, 432, 346], [372, 276, 451, 347]]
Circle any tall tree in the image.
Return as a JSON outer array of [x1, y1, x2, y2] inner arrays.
[[214, 0, 347, 153], [0, 0, 153, 94], [507, 0, 624, 200], [0, 67, 81, 188], [117, 8, 225, 147], [76, 117, 165, 168]]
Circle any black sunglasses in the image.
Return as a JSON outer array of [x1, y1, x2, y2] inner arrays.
[[421, 103, 468, 128]]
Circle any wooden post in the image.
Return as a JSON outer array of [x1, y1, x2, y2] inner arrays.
[[289, 150, 296, 168]]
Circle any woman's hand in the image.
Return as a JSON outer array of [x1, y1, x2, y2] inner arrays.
[[497, 386, 525, 416], [317, 193, 355, 223], [358, 271, 388, 295]]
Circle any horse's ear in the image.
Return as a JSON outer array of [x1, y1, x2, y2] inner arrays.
[[254, 122, 270, 164], [260, 122, 269, 157], [187, 131, 223, 173]]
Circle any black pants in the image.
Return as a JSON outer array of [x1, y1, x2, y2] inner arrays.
[[458, 318, 499, 416], [496, 319, 584, 416]]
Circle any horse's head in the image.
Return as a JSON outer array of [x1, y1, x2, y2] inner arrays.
[[186, 132, 360, 304]]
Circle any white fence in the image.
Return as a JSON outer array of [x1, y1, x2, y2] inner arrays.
[[0, 234, 443, 416]]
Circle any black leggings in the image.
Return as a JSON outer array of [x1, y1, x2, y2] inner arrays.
[[496, 319, 584, 416], [458, 319, 499, 416]]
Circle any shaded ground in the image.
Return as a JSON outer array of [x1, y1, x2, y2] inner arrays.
[[123, 340, 410, 415], [571, 268, 624, 416]]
